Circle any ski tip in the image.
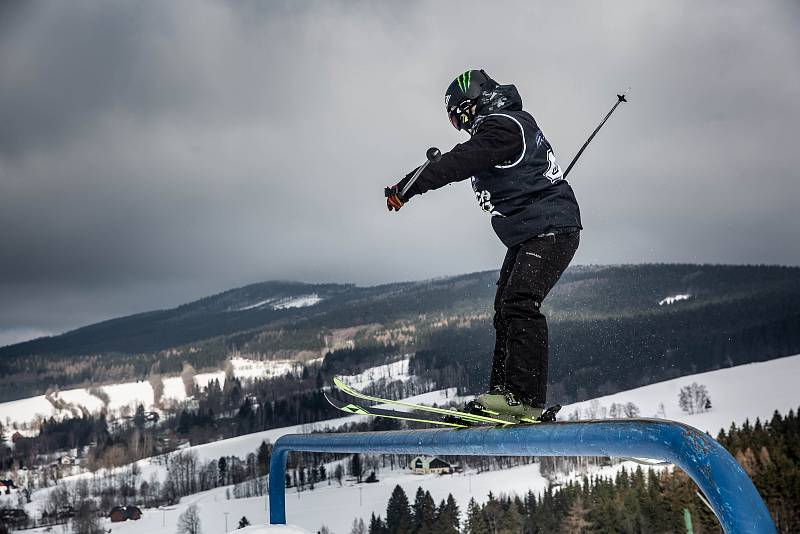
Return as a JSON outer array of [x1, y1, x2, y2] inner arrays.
[[323, 391, 338, 410]]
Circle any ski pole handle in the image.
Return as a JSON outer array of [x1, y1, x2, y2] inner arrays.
[[399, 147, 441, 198]]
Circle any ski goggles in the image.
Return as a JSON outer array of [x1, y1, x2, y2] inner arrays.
[[448, 100, 474, 131], [448, 106, 460, 130]]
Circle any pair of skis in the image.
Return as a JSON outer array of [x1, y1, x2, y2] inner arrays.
[[325, 376, 560, 428]]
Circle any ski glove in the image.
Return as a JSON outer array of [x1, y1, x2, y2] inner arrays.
[[385, 184, 407, 212]]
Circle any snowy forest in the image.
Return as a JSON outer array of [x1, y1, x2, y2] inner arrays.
[[362, 408, 800, 533]]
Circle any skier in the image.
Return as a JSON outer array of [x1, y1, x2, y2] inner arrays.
[[385, 70, 581, 422]]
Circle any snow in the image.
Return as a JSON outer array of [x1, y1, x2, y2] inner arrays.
[[658, 293, 692, 306], [272, 294, 323, 310], [234, 294, 324, 311], [561, 353, 800, 435], [0, 358, 305, 427], [338, 357, 412, 390], [6, 354, 800, 533], [238, 299, 276, 311], [239, 526, 310, 534]]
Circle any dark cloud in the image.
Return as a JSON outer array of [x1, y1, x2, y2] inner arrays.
[[1, 0, 799, 344]]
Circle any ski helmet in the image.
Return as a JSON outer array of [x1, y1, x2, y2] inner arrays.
[[445, 69, 496, 131]]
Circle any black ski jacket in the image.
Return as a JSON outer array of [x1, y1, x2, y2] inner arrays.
[[399, 85, 582, 247]]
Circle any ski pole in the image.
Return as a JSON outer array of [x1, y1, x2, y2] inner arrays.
[[386, 147, 442, 199], [563, 87, 630, 179]]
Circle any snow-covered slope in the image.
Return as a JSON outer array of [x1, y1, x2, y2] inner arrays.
[[272, 294, 323, 310], [563, 354, 800, 435], [8, 354, 800, 534], [659, 293, 692, 306], [235, 294, 325, 311], [180, 354, 800, 468], [0, 358, 304, 426], [338, 357, 412, 390]]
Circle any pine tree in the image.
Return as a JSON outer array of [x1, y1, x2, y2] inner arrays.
[[256, 440, 271, 476], [386, 485, 413, 534], [351, 453, 363, 483], [431, 494, 460, 534], [411, 487, 436, 534], [237, 516, 250, 529], [464, 498, 488, 534], [559, 493, 592, 532], [482, 494, 506, 534], [369, 513, 387, 534], [218, 456, 228, 486]]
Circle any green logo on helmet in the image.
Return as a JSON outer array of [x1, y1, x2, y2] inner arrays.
[[457, 70, 472, 94]]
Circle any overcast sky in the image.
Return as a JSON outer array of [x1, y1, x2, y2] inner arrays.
[[1, 0, 799, 346]]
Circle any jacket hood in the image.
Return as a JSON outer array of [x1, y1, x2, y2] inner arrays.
[[472, 84, 523, 131]]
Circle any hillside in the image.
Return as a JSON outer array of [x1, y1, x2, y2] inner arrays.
[[1, 264, 799, 403], [5, 354, 799, 534]]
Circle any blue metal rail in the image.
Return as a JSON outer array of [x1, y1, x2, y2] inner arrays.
[[268, 419, 776, 533]]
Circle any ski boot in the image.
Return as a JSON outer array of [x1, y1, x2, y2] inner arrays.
[[472, 390, 545, 424]]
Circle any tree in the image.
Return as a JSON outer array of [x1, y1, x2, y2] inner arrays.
[[369, 513, 387, 534], [218, 456, 228, 486], [350, 517, 367, 534], [318, 463, 327, 481], [386, 485, 412, 534], [181, 362, 197, 398], [176, 504, 202, 534], [411, 487, 436, 533], [72, 499, 103, 534], [350, 453, 363, 483], [464, 498, 488, 534], [334, 464, 344, 487], [237, 516, 250, 529], [560, 494, 593, 532], [679, 383, 711, 414], [134, 403, 146, 429], [624, 402, 641, 418], [432, 494, 460, 534], [256, 440, 271, 476]]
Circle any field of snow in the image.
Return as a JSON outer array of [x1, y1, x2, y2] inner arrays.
[[563, 353, 800, 435], [658, 293, 692, 306], [0, 358, 305, 427], [337, 357, 412, 390], [180, 354, 800, 482], [234, 294, 324, 312], [272, 294, 323, 310], [0, 355, 421, 431], [13, 452, 631, 534], [5, 354, 799, 533]]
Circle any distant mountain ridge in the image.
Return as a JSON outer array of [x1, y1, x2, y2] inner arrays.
[[0, 281, 356, 357], [1, 264, 799, 403]]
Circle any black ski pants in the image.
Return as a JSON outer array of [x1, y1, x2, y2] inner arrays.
[[490, 230, 580, 407]]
